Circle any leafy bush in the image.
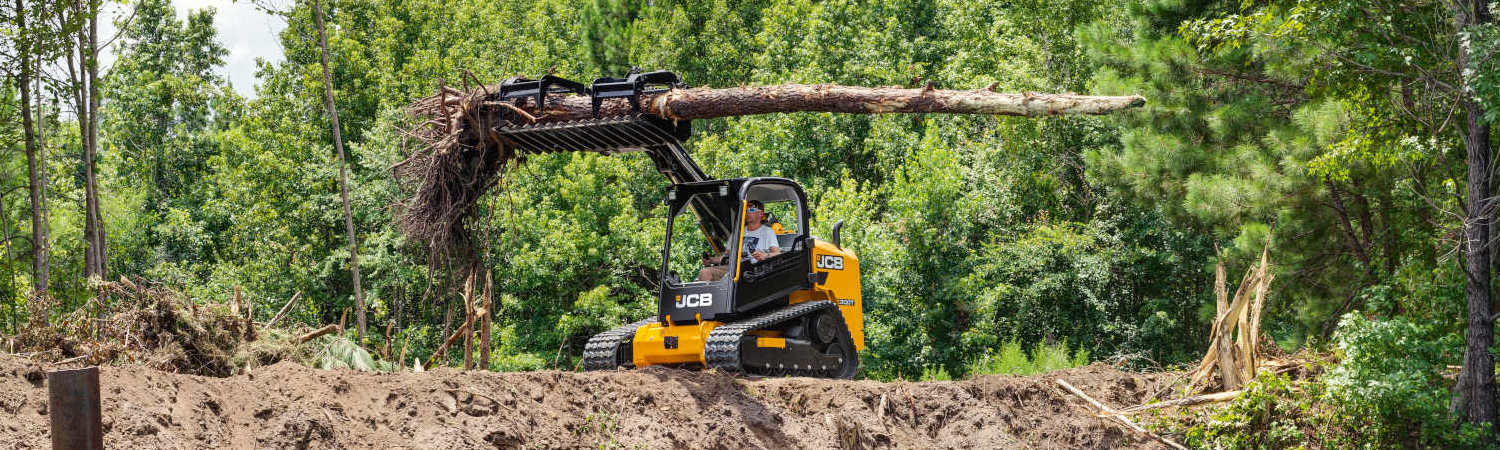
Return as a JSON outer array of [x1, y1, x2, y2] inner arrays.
[[1176, 315, 1488, 449], [1178, 373, 1319, 449], [489, 352, 550, 372], [313, 335, 377, 371], [919, 365, 955, 381], [1323, 314, 1482, 447], [967, 340, 1089, 376]]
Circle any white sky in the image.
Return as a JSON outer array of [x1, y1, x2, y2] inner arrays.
[[98, 0, 287, 98]]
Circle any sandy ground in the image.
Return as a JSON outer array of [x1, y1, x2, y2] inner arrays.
[[0, 355, 1175, 449]]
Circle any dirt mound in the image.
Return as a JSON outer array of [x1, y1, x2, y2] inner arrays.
[[0, 355, 1174, 449]]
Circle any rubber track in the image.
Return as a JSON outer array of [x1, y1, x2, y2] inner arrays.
[[704, 300, 854, 378], [582, 318, 656, 371]]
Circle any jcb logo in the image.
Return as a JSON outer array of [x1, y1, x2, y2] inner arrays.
[[675, 293, 713, 308], [816, 255, 845, 270]]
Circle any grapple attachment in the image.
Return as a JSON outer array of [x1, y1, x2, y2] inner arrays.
[[494, 70, 689, 154], [495, 114, 690, 154]]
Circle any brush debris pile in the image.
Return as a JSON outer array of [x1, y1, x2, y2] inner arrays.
[[10, 277, 308, 376]]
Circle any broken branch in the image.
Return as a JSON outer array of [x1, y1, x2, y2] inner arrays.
[[425, 312, 476, 370], [265, 291, 303, 330], [297, 324, 342, 344], [1122, 390, 1241, 414], [1056, 379, 1187, 450]]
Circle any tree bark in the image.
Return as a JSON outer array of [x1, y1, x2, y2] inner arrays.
[[462, 267, 474, 371], [579, 84, 1145, 120], [312, 0, 366, 340], [15, 0, 50, 307], [66, 0, 106, 311], [1452, 0, 1496, 433], [84, 0, 105, 281], [297, 324, 342, 344], [480, 270, 492, 371], [430, 84, 1147, 127]]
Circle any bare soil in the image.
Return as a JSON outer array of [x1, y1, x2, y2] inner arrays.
[[0, 355, 1175, 449]]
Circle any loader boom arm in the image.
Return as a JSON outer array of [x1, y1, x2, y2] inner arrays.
[[491, 71, 734, 251]]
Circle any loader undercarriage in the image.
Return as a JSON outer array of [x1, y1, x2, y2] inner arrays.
[[583, 301, 858, 379]]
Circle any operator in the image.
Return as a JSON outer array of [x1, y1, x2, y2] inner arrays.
[[698, 200, 782, 281]]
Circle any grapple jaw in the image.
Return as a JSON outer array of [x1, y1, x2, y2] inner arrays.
[[495, 114, 690, 155], [494, 70, 689, 154]]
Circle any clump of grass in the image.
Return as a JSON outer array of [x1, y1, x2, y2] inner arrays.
[[919, 365, 954, 381], [966, 340, 1088, 376]]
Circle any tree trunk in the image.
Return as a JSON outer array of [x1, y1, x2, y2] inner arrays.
[[480, 270, 492, 371], [462, 267, 475, 371], [312, 0, 366, 340], [68, 0, 105, 292], [1453, 0, 1497, 433], [15, 0, 50, 307], [85, 0, 105, 281], [441, 294, 454, 349], [428, 84, 1147, 125]]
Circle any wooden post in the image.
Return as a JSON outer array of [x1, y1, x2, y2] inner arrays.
[[463, 268, 475, 371], [239, 286, 256, 342], [382, 320, 394, 361], [229, 286, 240, 317], [480, 271, 493, 371], [399, 338, 409, 369], [49, 367, 103, 450], [1214, 245, 1227, 320]]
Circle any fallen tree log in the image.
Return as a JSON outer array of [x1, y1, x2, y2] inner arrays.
[[413, 84, 1146, 129], [297, 324, 342, 344], [424, 310, 475, 370], [1122, 390, 1241, 413], [399, 79, 1146, 255], [1056, 379, 1187, 450]]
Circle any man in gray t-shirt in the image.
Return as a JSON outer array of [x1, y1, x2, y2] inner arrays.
[[698, 200, 782, 281]]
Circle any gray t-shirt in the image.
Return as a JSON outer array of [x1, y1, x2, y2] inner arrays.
[[740, 224, 780, 263]]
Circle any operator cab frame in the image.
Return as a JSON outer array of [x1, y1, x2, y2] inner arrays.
[[659, 177, 815, 324]]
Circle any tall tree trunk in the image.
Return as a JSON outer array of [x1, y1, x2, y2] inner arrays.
[[15, 0, 50, 311], [70, 0, 105, 285], [84, 0, 104, 281], [312, 0, 366, 340], [1453, 0, 1496, 433]]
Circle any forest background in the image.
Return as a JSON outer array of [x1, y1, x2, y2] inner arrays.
[[3, 0, 1499, 444]]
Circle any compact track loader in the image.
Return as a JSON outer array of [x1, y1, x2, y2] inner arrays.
[[493, 70, 863, 378]]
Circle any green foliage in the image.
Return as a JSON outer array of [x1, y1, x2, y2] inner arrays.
[[3, 11, 1491, 445], [1175, 316, 1490, 449], [489, 352, 550, 372], [3, 0, 1222, 379], [1324, 314, 1479, 447], [1468, 7, 1500, 123], [918, 365, 953, 382], [313, 335, 378, 371], [1177, 373, 1321, 449], [961, 213, 1208, 368], [966, 340, 1089, 377]]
